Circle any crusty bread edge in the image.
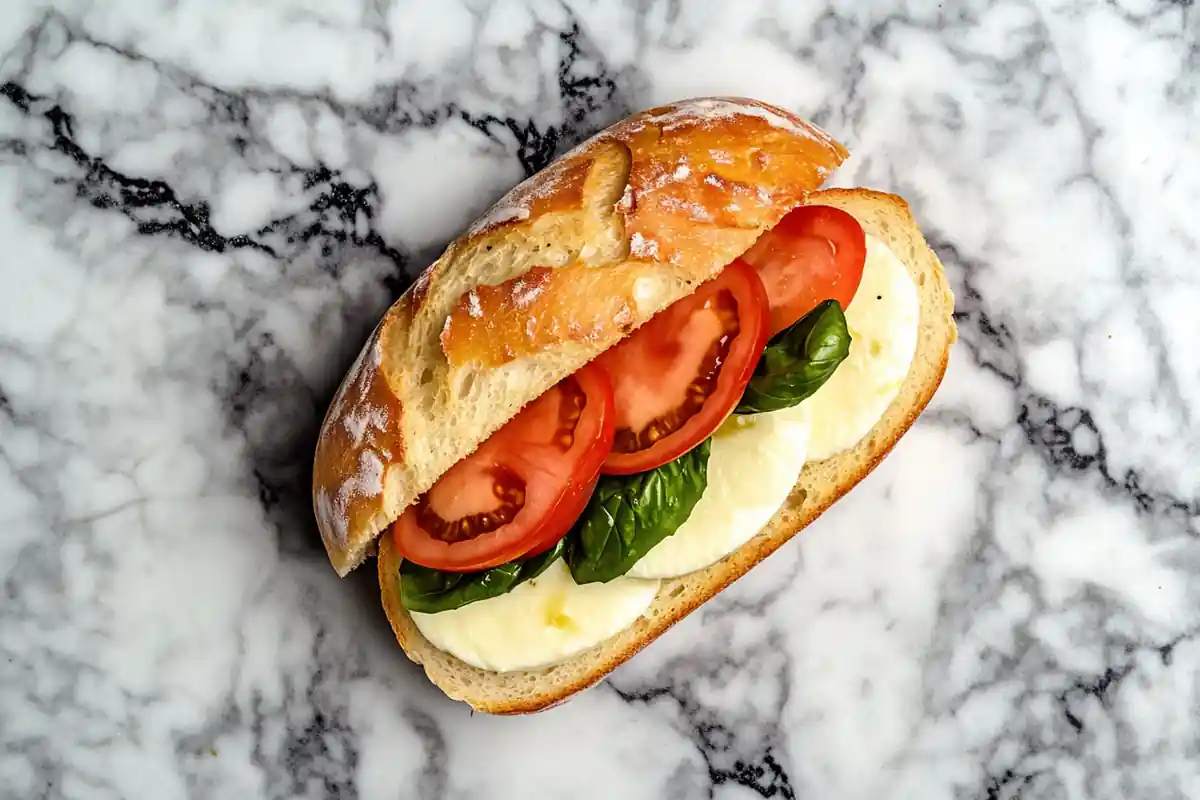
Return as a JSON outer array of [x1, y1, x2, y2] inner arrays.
[[314, 97, 848, 576], [378, 187, 956, 714]]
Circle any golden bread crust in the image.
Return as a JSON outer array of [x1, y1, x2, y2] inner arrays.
[[377, 189, 958, 714], [313, 98, 848, 576]]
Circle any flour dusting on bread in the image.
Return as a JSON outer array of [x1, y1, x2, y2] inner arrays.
[[465, 290, 483, 319], [313, 97, 851, 576], [343, 405, 388, 446], [467, 158, 584, 236], [629, 231, 659, 259], [314, 327, 400, 558], [376, 188, 957, 715], [638, 97, 836, 144], [317, 450, 385, 550]]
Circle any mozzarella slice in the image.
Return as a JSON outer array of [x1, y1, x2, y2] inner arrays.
[[413, 236, 921, 670], [410, 560, 660, 672], [802, 234, 920, 461], [625, 235, 919, 580], [626, 402, 810, 579]]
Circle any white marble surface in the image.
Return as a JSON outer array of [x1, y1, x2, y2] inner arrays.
[[2, 1, 1199, 798]]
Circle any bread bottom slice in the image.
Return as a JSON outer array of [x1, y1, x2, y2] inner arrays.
[[377, 188, 957, 714]]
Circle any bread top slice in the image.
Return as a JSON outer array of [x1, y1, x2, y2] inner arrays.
[[313, 98, 849, 576], [377, 188, 958, 715]]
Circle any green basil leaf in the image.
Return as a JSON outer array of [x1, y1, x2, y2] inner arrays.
[[736, 299, 852, 414], [398, 539, 564, 614], [565, 439, 711, 584]]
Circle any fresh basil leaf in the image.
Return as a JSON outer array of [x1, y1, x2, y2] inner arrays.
[[565, 439, 711, 584], [399, 539, 564, 614], [736, 299, 852, 415]]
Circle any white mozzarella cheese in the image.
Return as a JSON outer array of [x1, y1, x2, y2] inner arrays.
[[626, 402, 810, 579], [802, 235, 920, 461], [411, 560, 659, 672], [625, 234, 919, 579]]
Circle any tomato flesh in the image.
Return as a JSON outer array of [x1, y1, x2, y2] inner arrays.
[[395, 206, 866, 564], [596, 260, 770, 475], [394, 363, 614, 572], [739, 205, 867, 335]]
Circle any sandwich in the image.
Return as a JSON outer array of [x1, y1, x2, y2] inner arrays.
[[312, 97, 956, 714]]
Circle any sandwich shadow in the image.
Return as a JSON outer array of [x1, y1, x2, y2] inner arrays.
[[225, 253, 437, 650]]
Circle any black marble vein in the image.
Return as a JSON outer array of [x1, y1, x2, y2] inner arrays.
[[1, 81, 271, 256], [173, 645, 366, 800], [431, 18, 635, 179], [612, 681, 797, 799], [404, 707, 449, 800], [2, 1, 1198, 798], [609, 628, 799, 799], [935, 236, 1199, 523], [928, 236, 1200, 797], [0, 81, 407, 277]]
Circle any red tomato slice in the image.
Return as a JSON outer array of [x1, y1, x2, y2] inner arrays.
[[394, 363, 614, 572], [596, 260, 770, 475], [739, 205, 867, 335]]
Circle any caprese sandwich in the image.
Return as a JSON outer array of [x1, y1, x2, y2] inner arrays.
[[312, 97, 956, 714]]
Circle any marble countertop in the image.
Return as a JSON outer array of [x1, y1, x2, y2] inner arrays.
[[2, 1, 1198, 798]]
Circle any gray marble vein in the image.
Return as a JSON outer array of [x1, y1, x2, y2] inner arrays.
[[1, 0, 1198, 798]]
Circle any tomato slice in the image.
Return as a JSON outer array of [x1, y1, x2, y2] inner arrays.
[[739, 205, 867, 335], [596, 260, 770, 475], [394, 363, 614, 572]]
